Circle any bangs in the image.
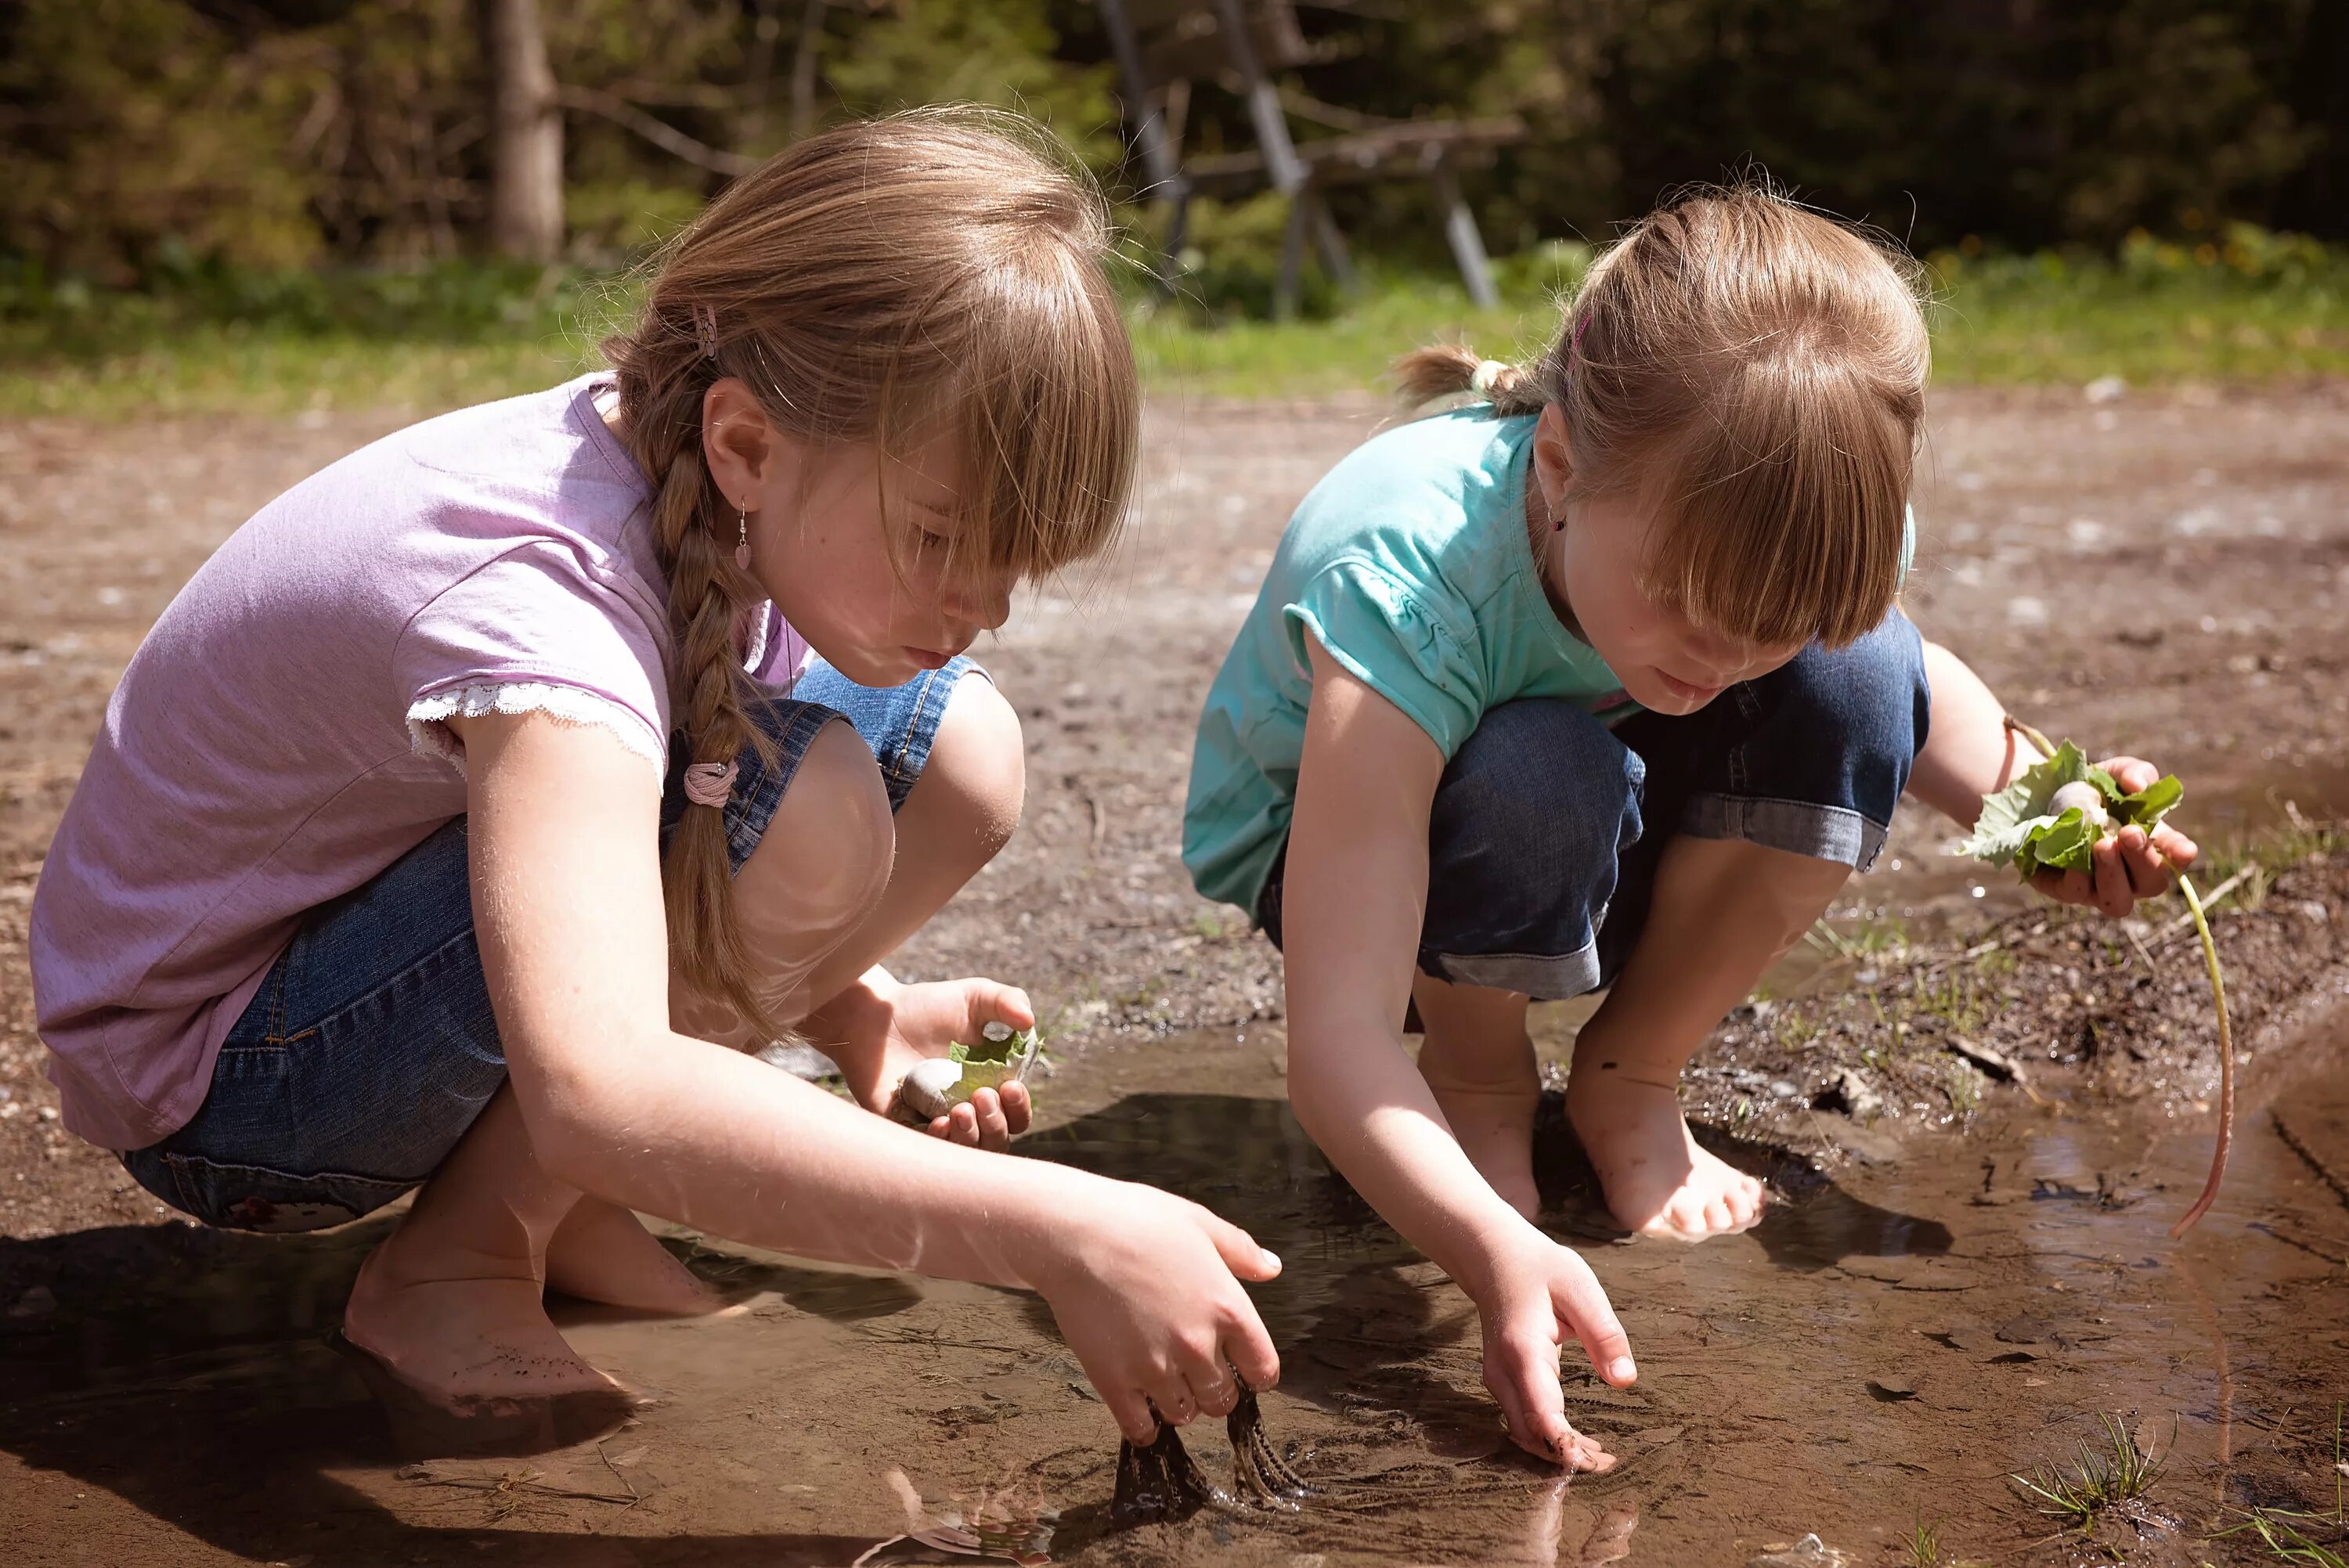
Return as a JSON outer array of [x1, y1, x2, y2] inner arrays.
[[1634, 359, 1912, 651], [889, 236, 1139, 591]]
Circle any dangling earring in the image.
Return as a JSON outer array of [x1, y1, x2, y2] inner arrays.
[[735, 510, 752, 571]]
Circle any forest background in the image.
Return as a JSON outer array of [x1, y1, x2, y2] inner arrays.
[[6, 0, 2349, 411]]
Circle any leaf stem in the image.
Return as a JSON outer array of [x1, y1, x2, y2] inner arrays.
[[2002, 712, 2232, 1236], [2004, 713, 2059, 762], [2169, 871, 2235, 1237]]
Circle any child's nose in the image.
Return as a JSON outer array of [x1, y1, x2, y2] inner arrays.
[[949, 574, 1014, 633]]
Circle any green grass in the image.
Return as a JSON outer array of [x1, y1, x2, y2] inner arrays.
[[2214, 1404, 2348, 1566], [2226, 1512, 2349, 1568], [1900, 1509, 1945, 1566], [2011, 1413, 2168, 1531], [5, 226, 2348, 419]]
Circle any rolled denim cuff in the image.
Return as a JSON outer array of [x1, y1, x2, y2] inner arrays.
[[1680, 791, 1889, 871], [1427, 932, 1605, 1002]]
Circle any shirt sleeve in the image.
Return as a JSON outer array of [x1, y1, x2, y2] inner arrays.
[[1283, 557, 1483, 759], [392, 541, 672, 775]]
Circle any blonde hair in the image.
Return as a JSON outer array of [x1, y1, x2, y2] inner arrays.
[[601, 109, 1138, 1035], [1396, 182, 1928, 649]]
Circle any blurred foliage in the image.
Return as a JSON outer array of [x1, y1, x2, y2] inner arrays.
[[6, 0, 2346, 278], [1057, 0, 2346, 269], [0, 0, 1117, 279], [1, 0, 2344, 341]]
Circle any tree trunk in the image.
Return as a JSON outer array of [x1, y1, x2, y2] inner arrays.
[[482, 0, 562, 260]]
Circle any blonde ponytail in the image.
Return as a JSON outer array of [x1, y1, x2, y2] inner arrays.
[[1391, 179, 1929, 651]]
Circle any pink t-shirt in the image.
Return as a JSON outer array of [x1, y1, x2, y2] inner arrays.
[[29, 376, 810, 1151]]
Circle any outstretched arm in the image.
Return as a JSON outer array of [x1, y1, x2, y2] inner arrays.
[[1284, 636, 1633, 1468], [453, 709, 1279, 1440]]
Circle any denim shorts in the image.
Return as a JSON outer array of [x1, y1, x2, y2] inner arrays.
[[120, 656, 983, 1233], [1257, 610, 1931, 1001]]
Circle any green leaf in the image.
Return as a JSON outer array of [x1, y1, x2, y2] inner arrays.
[[1954, 736, 2191, 882], [953, 1025, 1037, 1065], [937, 1027, 1041, 1102], [2116, 774, 2185, 831], [1957, 741, 2095, 865], [2017, 808, 2101, 876]]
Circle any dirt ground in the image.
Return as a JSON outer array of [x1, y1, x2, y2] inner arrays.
[[2, 384, 2347, 1563]]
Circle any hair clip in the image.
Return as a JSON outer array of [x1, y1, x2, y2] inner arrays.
[[691, 304, 718, 360]]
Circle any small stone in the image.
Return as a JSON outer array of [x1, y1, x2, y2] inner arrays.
[[36, 1107, 58, 1123], [1817, 1069, 1885, 1122], [2084, 374, 2127, 404], [9, 1285, 56, 1318], [1751, 1534, 1849, 1568]]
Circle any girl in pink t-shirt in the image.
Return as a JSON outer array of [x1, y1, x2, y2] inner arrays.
[[30, 111, 1279, 1451]]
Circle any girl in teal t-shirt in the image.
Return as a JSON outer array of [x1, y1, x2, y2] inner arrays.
[[1183, 183, 2199, 1470]]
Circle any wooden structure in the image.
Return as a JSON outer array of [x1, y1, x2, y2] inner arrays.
[[1097, 0, 1522, 315]]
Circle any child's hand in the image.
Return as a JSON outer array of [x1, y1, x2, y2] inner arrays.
[[1029, 1183, 1283, 1443], [829, 975, 1035, 1150], [2027, 755, 2200, 917], [1473, 1224, 1636, 1470]]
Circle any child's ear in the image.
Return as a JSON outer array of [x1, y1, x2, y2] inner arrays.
[[1531, 403, 1575, 521], [701, 377, 780, 510]]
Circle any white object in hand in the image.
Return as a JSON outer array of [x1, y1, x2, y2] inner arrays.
[[897, 1057, 966, 1121], [2047, 780, 2110, 831]]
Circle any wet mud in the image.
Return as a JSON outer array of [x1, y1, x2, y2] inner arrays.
[[5, 994, 2347, 1566], [2, 390, 2345, 1560]]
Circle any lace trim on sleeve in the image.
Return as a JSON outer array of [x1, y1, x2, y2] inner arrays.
[[406, 682, 666, 779]]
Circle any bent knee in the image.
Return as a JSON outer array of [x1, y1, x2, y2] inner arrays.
[[919, 675, 1025, 860], [744, 718, 893, 932], [1778, 611, 1929, 759], [1435, 700, 1645, 874]]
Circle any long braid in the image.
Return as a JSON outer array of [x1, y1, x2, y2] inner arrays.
[[626, 348, 779, 1038], [596, 110, 1143, 1043]]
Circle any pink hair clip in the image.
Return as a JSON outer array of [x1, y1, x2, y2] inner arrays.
[[682, 759, 737, 808]]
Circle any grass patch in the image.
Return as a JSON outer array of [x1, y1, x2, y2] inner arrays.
[[5, 228, 2348, 420], [2010, 1413, 2167, 1530], [1900, 1509, 1944, 1566], [2214, 1403, 2348, 1566]]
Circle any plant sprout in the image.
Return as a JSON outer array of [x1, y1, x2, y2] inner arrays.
[[1957, 719, 2232, 1237]]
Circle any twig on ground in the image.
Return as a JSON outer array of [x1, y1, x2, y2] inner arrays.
[[2275, 1114, 2349, 1213]]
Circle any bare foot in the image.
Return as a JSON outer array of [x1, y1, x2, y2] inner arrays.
[[1420, 1050, 1543, 1220], [341, 1233, 637, 1454], [543, 1198, 718, 1316], [1565, 1070, 1763, 1240]]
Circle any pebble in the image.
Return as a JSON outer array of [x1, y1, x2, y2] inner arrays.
[[1751, 1535, 1849, 1568], [1769, 1079, 1799, 1099]]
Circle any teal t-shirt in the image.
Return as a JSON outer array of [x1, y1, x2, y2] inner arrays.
[[1182, 408, 1626, 913]]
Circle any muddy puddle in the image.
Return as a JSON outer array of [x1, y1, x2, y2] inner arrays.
[[4, 1014, 2347, 1567]]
